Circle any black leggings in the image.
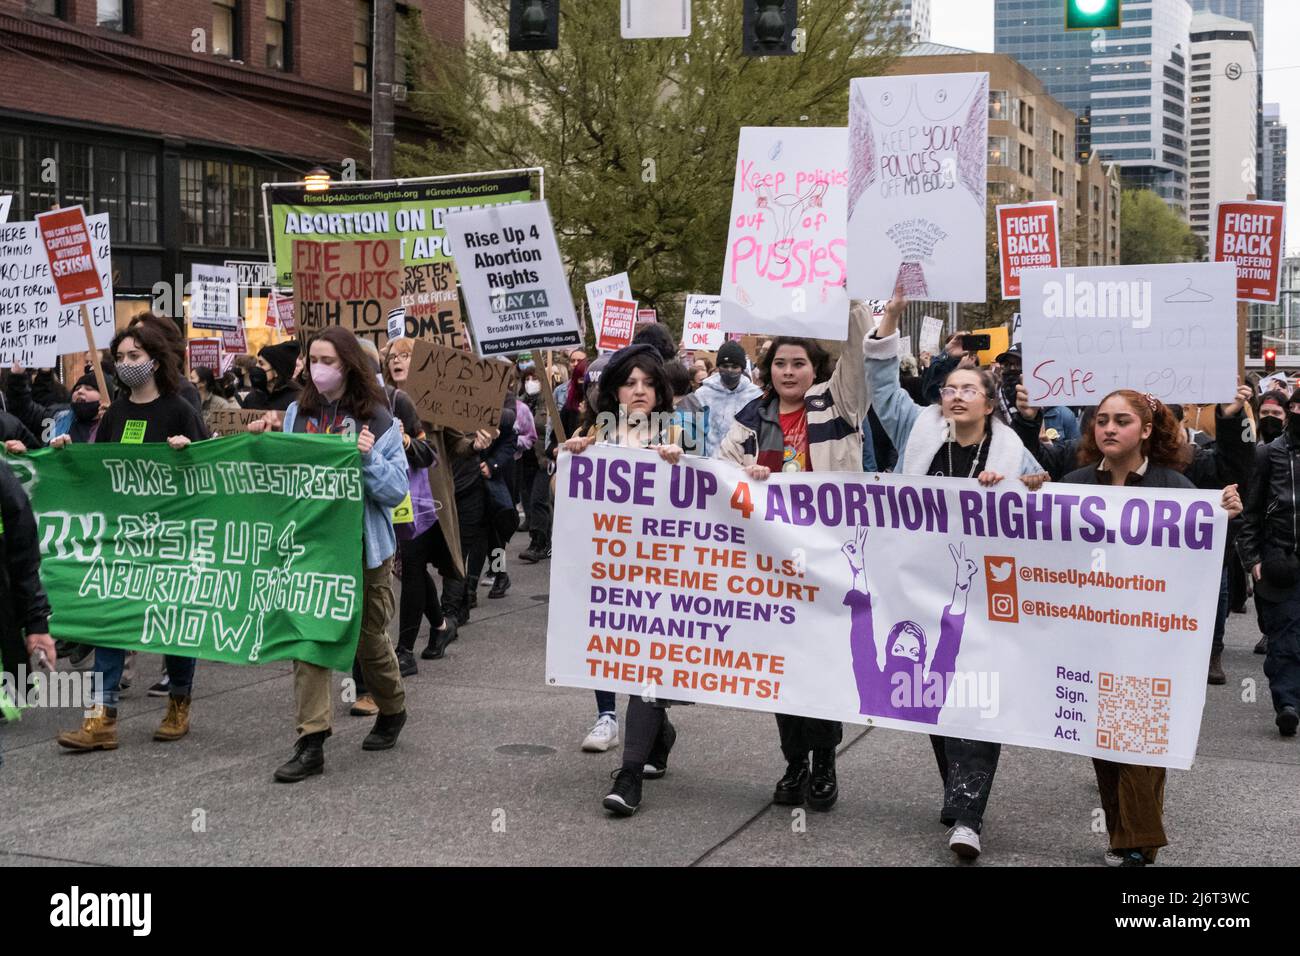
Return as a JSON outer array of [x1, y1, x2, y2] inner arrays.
[[397, 523, 453, 652], [622, 696, 672, 772]]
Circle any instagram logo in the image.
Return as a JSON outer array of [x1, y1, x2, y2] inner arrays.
[[984, 556, 1019, 623]]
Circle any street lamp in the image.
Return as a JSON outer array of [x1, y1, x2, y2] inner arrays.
[[1065, 0, 1121, 31], [303, 167, 331, 193], [510, 0, 558, 51], [744, 1, 797, 57]]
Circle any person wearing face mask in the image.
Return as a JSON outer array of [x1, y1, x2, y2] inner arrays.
[[249, 326, 409, 782], [862, 289, 1047, 862], [696, 341, 760, 459], [245, 341, 302, 412], [1238, 388, 1300, 743], [3, 362, 66, 448], [56, 323, 210, 754], [718, 295, 876, 820], [1256, 392, 1286, 445], [190, 366, 236, 419]]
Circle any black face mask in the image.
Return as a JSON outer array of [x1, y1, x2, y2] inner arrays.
[[1259, 416, 1284, 443], [72, 400, 100, 424], [249, 367, 268, 392], [718, 367, 743, 389], [1287, 415, 1300, 441]]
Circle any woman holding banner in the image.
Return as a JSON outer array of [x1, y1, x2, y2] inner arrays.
[[56, 322, 210, 753], [249, 327, 410, 783], [563, 344, 686, 817], [717, 297, 875, 815], [1063, 390, 1241, 866], [863, 291, 1046, 861]]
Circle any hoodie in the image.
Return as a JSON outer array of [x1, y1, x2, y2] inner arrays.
[[697, 372, 761, 459]]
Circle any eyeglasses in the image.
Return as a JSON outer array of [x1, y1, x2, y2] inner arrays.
[[939, 385, 983, 402]]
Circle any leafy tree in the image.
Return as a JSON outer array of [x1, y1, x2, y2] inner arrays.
[[1120, 188, 1204, 265], [400, 0, 907, 337]]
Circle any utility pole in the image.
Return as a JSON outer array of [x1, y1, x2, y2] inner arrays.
[[371, 0, 396, 179]]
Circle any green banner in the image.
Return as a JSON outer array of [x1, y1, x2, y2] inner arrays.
[[11, 434, 365, 672], [267, 173, 535, 289]]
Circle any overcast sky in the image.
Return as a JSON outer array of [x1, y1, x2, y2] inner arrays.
[[930, 0, 1298, 254]]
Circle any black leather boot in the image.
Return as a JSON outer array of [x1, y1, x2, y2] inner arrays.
[[808, 748, 838, 811], [274, 731, 327, 783], [362, 710, 408, 751], [773, 757, 810, 805]]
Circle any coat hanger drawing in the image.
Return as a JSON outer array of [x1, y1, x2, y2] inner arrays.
[[1164, 277, 1214, 304]]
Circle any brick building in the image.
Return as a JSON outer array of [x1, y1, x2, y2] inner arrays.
[[0, 0, 460, 322]]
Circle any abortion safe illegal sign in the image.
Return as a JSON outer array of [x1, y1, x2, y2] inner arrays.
[[443, 200, 581, 358], [1020, 263, 1238, 407], [546, 447, 1226, 769], [997, 201, 1060, 300], [721, 127, 850, 339], [847, 72, 989, 302]]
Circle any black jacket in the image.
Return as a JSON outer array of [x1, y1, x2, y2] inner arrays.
[[384, 386, 436, 471], [1062, 462, 1196, 490], [1237, 434, 1300, 571], [0, 460, 52, 675]]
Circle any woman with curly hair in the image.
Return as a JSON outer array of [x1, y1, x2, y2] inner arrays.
[[1061, 389, 1241, 866]]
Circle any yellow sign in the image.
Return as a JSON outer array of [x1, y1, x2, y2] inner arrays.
[[392, 493, 414, 525]]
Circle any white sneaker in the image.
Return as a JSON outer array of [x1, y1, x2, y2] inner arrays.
[[947, 825, 981, 860], [581, 714, 619, 752]]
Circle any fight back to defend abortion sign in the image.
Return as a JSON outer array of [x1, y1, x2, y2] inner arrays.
[[547, 447, 1226, 769]]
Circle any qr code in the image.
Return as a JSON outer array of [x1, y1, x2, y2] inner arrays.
[[1096, 672, 1170, 755]]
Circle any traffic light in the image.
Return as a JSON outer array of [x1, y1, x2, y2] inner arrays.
[[1264, 348, 1277, 373], [1065, 0, 1121, 31], [1249, 329, 1264, 359], [509, 0, 558, 52], [743, 1, 798, 57]]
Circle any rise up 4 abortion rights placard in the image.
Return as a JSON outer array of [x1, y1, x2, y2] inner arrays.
[[546, 447, 1228, 769]]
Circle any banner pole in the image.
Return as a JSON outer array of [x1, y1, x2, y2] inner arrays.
[[541, 349, 567, 444]]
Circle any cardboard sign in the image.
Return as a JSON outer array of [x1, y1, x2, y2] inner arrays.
[[621, 0, 691, 37], [997, 201, 1060, 300], [190, 264, 240, 331], [848, 72, 990, 302], [1213, 200, 1286, 304], [221, 323, 247, 354], [585, 272, 632, 341], [919, 315, 944, 354], [683, 295, 725, 351], [397, 260, 466, 348], [442, 200, 582, 357], [293, 239, 403, 346], [598, 299, 638, 353], [403, 339, 516, 434], [1021, 263, 1238, 407], [206, 407, 271, 435], [188, 338, 222, 373], [721, 127, 849, 339], [35, 206, 104, 306]]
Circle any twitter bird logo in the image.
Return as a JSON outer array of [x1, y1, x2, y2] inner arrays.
[[988, 561, 1013, 583]]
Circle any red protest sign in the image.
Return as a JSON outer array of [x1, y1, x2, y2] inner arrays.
[[996, 201, 1059, 300], [188, 338, 222, 374], [1214, 200, 1286, 304], [274, 292, 296, 336], [637, 308, 658, 324], [35, 206, 105, 306], [221, 323, 247, 354], [598, 299, 637, 352], [265, 290, 281, 329]]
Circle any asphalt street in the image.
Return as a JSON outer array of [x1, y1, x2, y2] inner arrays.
[[1, 555, 1296, 867]]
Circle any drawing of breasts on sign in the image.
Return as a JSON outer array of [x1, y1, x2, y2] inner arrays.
[[847, 72, 989, 303], [721, 127, 850, 340]]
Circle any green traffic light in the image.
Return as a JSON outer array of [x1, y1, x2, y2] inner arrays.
[[1065, 0, 1122, 30]]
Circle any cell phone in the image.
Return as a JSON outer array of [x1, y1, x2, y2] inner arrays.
[[960, 334, 991, 353]]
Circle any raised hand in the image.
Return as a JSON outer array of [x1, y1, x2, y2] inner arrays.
[[950, 542, 978, 593], [841, 525, 869, 578]]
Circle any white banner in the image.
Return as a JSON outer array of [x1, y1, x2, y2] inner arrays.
[[847, 72, 989, 302], [682, 294, 724, 351], [443, 200, 582, 357], [585, 272, 632, 342], [919, 315, 944, 355], [190, 264, 240, 331], [546, 446, 1226, 769], [721, 127, 849, 339], [1021, 263, 1238, 408]]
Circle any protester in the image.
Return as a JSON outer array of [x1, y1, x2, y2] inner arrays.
[[125, 313, 203, 413], [562, 344, 686, 816], [248, 327, 409, 782], [190, 366, 236, 417], [518, 364, 554, 565], [696, 341, 760, 459], [56, 323, 210, 752], [1061, 390, 1241, 866], [439, 425, 497, 628], [471, 394, 520, 601], [1238, 387, 1300, 743], [864, 292, 1046, 860], [718, 297, 875, 815], [994, 344, 1079, 442], [247, 341, 302, 412], [665, 359, 707, 456]]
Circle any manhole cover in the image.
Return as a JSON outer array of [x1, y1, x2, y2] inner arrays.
[[495, 744, 557, 757]]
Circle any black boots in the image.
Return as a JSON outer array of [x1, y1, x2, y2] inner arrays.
[[773, 758, 810, 805], [274, 731, 327, 783], [808, 748, 838, 811], [488, 572, 512, 599], [422, 619, 459, 660], [362, 710, 408, 751]]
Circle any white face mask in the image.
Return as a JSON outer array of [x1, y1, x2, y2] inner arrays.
[[524, 379, 541, 396]]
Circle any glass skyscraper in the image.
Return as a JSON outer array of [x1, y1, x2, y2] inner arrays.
[[995, 0, 1194, 214]]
